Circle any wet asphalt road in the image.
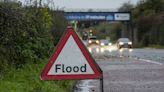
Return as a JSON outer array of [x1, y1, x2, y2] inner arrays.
[[73, 45, 164, 92]]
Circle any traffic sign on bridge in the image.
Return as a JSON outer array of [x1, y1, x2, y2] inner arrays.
[[40, 27, 102, 80], [64, 12, 130, 21]]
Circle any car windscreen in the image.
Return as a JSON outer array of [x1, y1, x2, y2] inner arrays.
[[119, 38, 130, 42], [101, 40, 109, 43], [89, 37, 97, 40]]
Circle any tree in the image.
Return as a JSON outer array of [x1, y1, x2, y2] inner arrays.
[[50, 11, 68, 46], [132, 0, 164, 46], [0, 2, 54, 68], [118, 1, 134, 12]]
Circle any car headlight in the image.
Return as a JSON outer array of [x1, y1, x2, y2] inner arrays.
[[96, 40, 99, 44], [108, 43, 112, 46], [119, 42, 124, 45], [89, 40, 92, 43], [101, 43, 104, 46], [96, 48, 99, 52], [128, 42, 132, 45]]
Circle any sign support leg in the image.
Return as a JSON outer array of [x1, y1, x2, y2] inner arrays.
[[100, 75, 104, 92]]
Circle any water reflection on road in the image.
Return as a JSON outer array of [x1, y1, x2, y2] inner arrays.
[[87, 44, 164, 64], [73, 80, 100, 92], [73, 43, 164, 92]]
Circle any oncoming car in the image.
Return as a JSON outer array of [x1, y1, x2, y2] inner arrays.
[[87, 36, 100, 45], [82, 32, 88, 40], [117, 38, 132, 49], [100, 39, 112, 46]]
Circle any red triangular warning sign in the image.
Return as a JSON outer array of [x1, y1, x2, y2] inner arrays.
[[40, 27, 102, 80]]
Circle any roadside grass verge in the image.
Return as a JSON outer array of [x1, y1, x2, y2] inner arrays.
[[0, 59, 75, 92], [147, 45, 164, 49], [133, 44, 164, 49]]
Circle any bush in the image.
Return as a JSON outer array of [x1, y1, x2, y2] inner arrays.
[[0, 2, 74, 92], [0, 3, 54, 67]]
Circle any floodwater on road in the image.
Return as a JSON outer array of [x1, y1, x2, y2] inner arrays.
[[97, 58, 164, 92], [73, 45, 164, 92], [88, 45, 164, 64]]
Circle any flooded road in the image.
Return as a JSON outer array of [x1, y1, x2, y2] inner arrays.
[[73, 45, 164, 92]]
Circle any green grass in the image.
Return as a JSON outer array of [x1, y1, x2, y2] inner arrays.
[[0, 60, 75, 92], [145, 45, 164, 49]]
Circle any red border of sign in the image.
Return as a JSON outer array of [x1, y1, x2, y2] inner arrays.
[[40, 27, 102, 80]]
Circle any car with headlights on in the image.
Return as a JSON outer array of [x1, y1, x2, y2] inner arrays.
[[117, 38, 132, 49], [82, 32, 88, 40], [87, 36, 100, 45], [100, 39, 112, 46]]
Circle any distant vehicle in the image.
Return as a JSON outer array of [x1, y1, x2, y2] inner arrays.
[[87, 36, 99, 45], [100, 39, 112, 46], [117, 38, 132, 49], [82, 32, 88, 40]]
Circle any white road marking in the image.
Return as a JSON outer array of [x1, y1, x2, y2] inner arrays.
[[108, 81, 164, 84], [105, 65, 163, 70], [138, 58, 163, 65]]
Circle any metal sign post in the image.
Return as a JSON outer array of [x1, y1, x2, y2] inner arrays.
[[100, 74, 104, 92]]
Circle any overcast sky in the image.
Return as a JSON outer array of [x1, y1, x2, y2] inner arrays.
[[19, 0, 140, 10], [53, 0, 139, 9]]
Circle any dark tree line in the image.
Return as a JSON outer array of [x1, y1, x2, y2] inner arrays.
[[132, 0, 164, 46], [119, 0, 164, 46]]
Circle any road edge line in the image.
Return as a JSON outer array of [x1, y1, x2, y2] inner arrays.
[[135, 58, 163, 65]]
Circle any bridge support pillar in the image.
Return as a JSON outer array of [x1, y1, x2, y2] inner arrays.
[[121, 22, 128, 38]]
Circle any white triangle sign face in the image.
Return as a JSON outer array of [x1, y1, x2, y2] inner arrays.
[[40, 27, 102, 80], [48, 35, 94, 75]]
